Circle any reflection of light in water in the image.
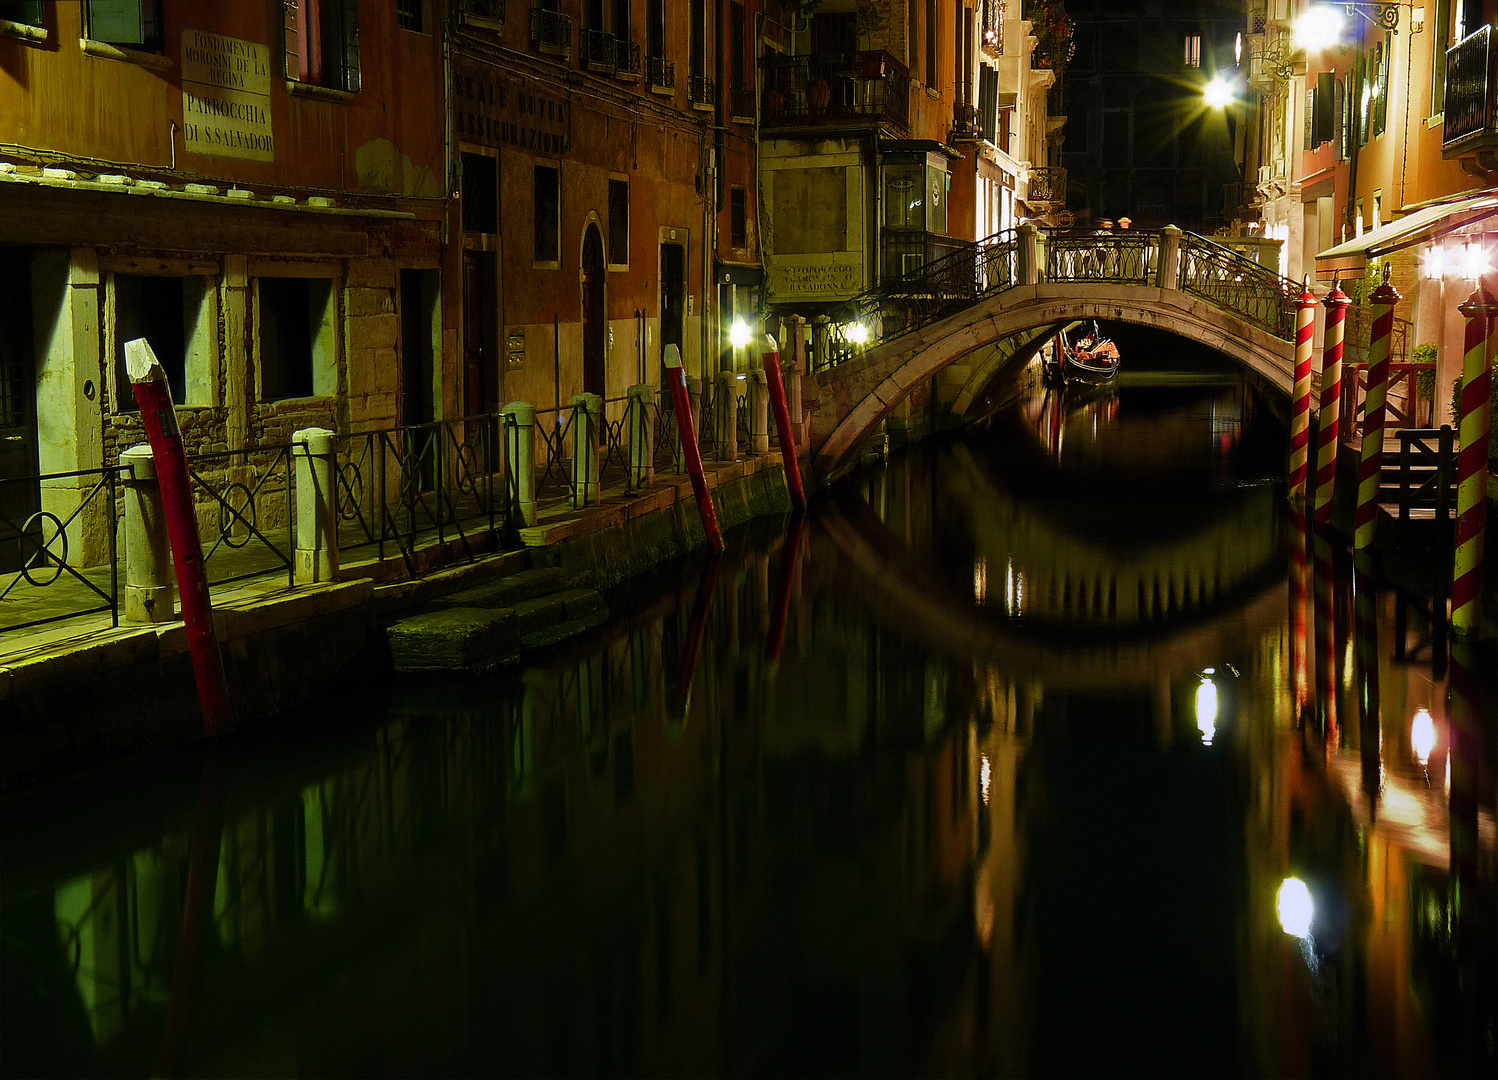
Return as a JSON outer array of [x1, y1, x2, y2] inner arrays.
[[1444, 755, 1451, 798], [980, 755, 992, 804], [1196, 676, 1218, 746], [1004, 558, 1025, 616], [1411, 708, 1436, 766], [1278, 877, 1314, 938], [974, 557, 987, 604]]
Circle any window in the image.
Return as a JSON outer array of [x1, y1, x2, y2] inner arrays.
[[690, 0, 706, 79], [647, 0, 664, 57], [1184, 34, 1201, 67], [284, 0, 361, 93], [607, 179, 630, 266], [397, 0, 423, 32], [534, 164, 560, 264], [613, 0, 630, 39], [885, 160, 925, 229], [1372, 33, 1390, 136], [731, 2, 746, 92], [730, 187, 747, 248], [112, 276, 216, 410], [1433, 0, 1451, 113], [462, 152, 498, 234], [86, 0, 163, 51], [258, 277, 337, 401], [0, 3, 44, 28], [926, 0, 938, 89], [908, 0, 918, 75]]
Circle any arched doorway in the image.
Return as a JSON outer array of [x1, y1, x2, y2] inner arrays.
[[581, 225, 606, 399]]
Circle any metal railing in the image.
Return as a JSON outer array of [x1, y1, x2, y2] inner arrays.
[[688, 74, 715, 108], [951, 101, 982, 141], [730, 80, 756, 120], [336, 415, 507, 574], [1444, 24, 1493, 147], [615, 38, 642, 79], [0, 466, 121, 634], [1178, 232, 1300, 337], [530, 8, 571, 54], [646, 54, 675, 90], [460, 0, 506, 22], [186, 445, 295, 587], [759, 50, 910, 132], [881, 228, 978, 283], [1046, 230, 1158, 284], [580, 27, 614, 69], [1026, 165, 1067, 207]]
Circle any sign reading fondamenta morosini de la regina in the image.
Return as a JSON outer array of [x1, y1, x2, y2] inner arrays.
[[180, 29, 274, 162]]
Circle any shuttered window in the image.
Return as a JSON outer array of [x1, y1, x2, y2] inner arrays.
[[284, 0, 361, 93]]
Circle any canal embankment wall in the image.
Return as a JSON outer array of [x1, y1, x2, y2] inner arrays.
[[0, 459, 791, 796]]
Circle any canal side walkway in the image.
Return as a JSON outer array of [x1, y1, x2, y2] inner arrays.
[[0, 454, 790, 795]]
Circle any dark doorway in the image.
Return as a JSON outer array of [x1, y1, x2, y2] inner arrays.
[[462, 251, 498, 418], [400, 269, 437, 428], [659, 243, 685, 379], [0, 248, 39, 574], [582, 225, 606, 399]]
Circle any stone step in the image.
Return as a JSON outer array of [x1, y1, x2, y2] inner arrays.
[[443, 566, 572, 608]]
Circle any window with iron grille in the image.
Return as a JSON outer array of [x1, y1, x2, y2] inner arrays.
[[285, 0, 361, 92], [86, 0, 164, 52], [397, 0, 422, 32]]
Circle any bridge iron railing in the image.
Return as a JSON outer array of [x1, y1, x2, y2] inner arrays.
[[1177, 233, 1300, 338]]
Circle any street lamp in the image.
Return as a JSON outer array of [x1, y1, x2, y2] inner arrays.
[[729, 318, 752, 349], [1277, 877, 1314, 938], [1204, 74, 1236, 108], [1295, 6, 1346, 51]]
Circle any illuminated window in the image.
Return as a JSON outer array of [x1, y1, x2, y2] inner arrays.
[[1184, 33, 1201, 67], [284, 0, 361, 92], [86, 0, 163, 52]]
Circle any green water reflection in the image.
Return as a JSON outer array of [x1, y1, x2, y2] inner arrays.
[[1, 385, 1493, 1078]]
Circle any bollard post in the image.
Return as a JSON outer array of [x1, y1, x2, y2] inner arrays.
[[1018, 221, 1040, 285], [1157, 225, 1182, 291], [121, 444, 175, 623], [1313, 281, 1351, 524], [716, 369, 743, 461], [1354, 269, 1402, 549], [627, 384, 656, 490], [1288, 281, 1318, 501], [664, 345, 723, 552], [749, 371, 771, 454], [292, 427, 339, 584], [124, 338, 230, 735], [501, 401, 538, 527], [760, 333, 807, 511], [570, 392, 602, 508], [1452, 286, 1495, 636]]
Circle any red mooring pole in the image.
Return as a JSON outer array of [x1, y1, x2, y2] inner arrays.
[[126, 339, 231, 734], [663, 344, 724, 553], [672, 555, 721, 720], [765, 514, 805, 663], [1288, 282, 1318, 500], [760, 334, 807, 511], [1313, 282, 1351, 524], [1452, 287, 1495, 637], [1354, 269, 1401, 550]]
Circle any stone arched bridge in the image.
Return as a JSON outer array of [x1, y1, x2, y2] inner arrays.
[[801, 226, 1301, 477]]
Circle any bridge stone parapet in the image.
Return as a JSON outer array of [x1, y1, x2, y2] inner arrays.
[[802, 229, 1301, 477]]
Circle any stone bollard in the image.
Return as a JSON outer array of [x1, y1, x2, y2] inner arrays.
[[502, 401, 538, 527], [749, 370, 770, 454], [1158, 224, 1182, 291], [628, 383, 655, 489], [716, 370, 744, 461], [293, 426, 339, 584], [571, 392, 602, 508], [1018, 221, 1040, 285], [121, 444, 175, 623]]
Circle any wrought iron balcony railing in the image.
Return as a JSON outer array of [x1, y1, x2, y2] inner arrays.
[[1026, 165, 1067, 206], [647, 55, 675, 91], [460, 0, 505, 22], [615, 38, 642, 79], [731, 81, 756, 120], [760, 50, 910, 133], [530, 8, 571, 55], [1444, 24, 1493, 148], [951, 101, 982, 142], [581, 27, 613, 69], [981, 0, 1003, 55], [688, 74, 715, 110], [881, 228, 977, 283]]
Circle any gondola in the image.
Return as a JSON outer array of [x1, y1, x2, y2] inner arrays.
[[1062, 321, 1121, 384]]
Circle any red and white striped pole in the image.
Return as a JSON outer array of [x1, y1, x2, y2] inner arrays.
[[1354, 268, 1402, 549], [663, 344, 724, 554], [1313, 281, 1351, 524], [760, 334, 807, 511], [1452, 286, 1495, 636], [1288, 282, 1318, 501], [1312, 529, 1339, 749], [125, 338, 231, 735], [1289, 507, 1310, 719]]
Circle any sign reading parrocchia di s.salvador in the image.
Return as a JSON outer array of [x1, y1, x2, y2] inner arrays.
[[180, 29, 274, 162]]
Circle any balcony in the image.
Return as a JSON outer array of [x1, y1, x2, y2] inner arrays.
[[647, 55, 675, 94], [951, 102, 982, 143], [760, 51, 910, 134], [731, 81, 756, 122], [688, 74, 715, 111], [460, 0, 505, 23], [531, 8, 571, 57], [980, 0, 1003, 57], [615, 38, 641, 80], [1443, 24, 1494, 153], [1025, 165, 1067, 208], [581, 28, 613, 71], [881, 229, 977, 283]]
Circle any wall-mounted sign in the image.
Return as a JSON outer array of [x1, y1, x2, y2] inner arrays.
[[180, 29, 273, 161], [454, 65, 572, 155]]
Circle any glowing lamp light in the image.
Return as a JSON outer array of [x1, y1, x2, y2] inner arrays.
[[728, 319, 752, 349], [1294, 5, 1345, 52], [1411, 707, 1436, 766], [1424, 245, 1447, 279], [1456, 243, 1491, 279], [1196, 676, 1219, 746], [1204, 75, 1235, 109], [1278, 877, 1314, 938], [845, 321, 870, 345]]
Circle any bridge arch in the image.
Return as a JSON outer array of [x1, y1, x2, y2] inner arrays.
[[809, 282, 1296, 477]]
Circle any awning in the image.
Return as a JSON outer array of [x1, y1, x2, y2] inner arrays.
[[1315, 190, 1498, 278]]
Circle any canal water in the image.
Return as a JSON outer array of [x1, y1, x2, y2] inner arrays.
[[2, 378, 1494, 1078]]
